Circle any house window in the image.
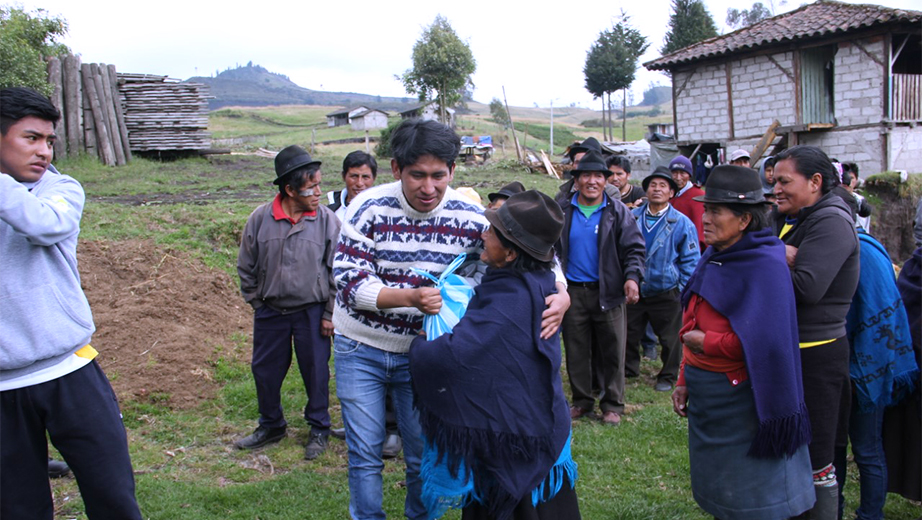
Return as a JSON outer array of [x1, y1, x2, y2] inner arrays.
[[801, 45, 836, 125], [891, 33, 921, 120]]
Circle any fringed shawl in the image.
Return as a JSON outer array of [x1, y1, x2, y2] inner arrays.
[[682, 229, 812, 458], [409, 268, 572, 520], [846, 232, 918, 411]]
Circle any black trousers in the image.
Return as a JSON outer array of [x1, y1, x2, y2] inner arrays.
[[562, 286, 626, 414], [625, 289, 683, 384], [252, 304, 331, 431], [800, 337, 851, 470], [1, 361, 142, 520]]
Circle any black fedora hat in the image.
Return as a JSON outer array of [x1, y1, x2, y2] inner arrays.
[[569, 150, 610, 177], [642, 166, 679, 193], [567, 137, 602, 160], [274, 145, 321, 185], [484, 190, 564, 262], [487, 181, 526, 203], [694, 165, 770, 205]]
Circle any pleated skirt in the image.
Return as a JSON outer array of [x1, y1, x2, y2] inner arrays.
[[686, 365, 815, 520]]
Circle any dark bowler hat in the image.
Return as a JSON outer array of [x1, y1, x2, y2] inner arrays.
[[567, 137, 602, 160], [569, 150, 611, 177], [642, 166, 679, 193], [274, 145, 321, 185], [694, 165, 771, 205], [484, 190, 564, 262], [487, 181, 526, 203]]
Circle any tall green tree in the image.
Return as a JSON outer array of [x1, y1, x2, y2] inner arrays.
[[399, 15, 476, 125], [726, 2, 775, 30], [0, 7, 69, 96], [661, 0, 718, 56], [583, 12, 649, 141]]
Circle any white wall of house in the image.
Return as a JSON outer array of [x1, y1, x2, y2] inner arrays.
[[889, 126, 922, 172], [730, 52, 797, 137], [351, 112, 388, 131]]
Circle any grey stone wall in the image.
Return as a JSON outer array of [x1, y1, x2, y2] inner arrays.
[[833, 37, 886, 128], [730, 52, 797, 138], [889, 127, 922, 173], [799, 128, 883, 174], [675, 64, 729, 142]]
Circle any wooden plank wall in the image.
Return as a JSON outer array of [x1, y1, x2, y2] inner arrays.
[[45, 55, 212, 164]]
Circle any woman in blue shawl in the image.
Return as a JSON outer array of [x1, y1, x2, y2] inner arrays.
[[409, 190, 579, 520], [672, 166, 814, 519]]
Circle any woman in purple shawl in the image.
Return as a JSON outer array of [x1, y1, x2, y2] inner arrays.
[[672, 166, 814, 519]]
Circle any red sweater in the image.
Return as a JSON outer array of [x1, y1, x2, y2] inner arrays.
[[671, 185, 706, 251], [677, 293, 748, 387]]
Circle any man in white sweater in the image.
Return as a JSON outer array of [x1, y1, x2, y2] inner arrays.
[[332, 119, 569, 519]]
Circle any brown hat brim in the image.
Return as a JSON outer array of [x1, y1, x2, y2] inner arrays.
[[484, 208, 556, 262]]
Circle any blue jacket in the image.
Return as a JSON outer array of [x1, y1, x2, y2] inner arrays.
[[632, 203, 700, 297]]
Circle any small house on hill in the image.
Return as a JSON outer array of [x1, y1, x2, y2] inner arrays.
[[349, 108, 389, 131], [644, 0, 922, 175], [398, 101, 456, 128], [326, 106, 371, 127]]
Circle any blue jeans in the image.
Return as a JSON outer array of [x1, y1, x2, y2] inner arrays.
[[334, 335, 425, 520], [835, 398, 888, 520]]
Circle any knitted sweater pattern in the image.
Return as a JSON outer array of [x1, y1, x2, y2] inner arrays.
[[332, 181, 488, 353]]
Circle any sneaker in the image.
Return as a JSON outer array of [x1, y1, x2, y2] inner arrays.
[[304, 431, 329, 460], [382, 433, 402, 459], [330, 427, 346, 441], [48, 458, 71, 478], [233, 426, 286, 450]]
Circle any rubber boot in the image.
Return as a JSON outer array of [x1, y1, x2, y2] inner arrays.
[[811, 483, 839, 520]]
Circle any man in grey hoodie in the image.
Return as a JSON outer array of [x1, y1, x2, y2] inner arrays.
[[0, 87, 142, 520]]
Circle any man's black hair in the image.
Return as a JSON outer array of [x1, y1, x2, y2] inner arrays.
[[279, 164, 321, 198], [1, 87, 61, 135], [764, 157, 775, 169], [606, 155, 632, 174], [773, 145, 839, 194], [342, 150, 378, 177], [494, 228, 552, 273], [390, 119, 460, 171]]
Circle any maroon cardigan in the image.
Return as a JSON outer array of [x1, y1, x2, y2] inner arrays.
[[671, 185, 706, 252]]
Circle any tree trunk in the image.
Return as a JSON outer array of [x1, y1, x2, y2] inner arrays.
[[601, 97, 607, 142], [622, 88, 627, 142]]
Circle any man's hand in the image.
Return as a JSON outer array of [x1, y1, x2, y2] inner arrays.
[[411, 287, 442, 315], [540, 286, 571, 339], [623, 279, 639, 305], [672, 386, 689, 417], [321, 319, 335, 337], [784, 245, 798, 269], [681, 329, 705, 354]]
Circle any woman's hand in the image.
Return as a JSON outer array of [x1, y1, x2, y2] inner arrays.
[[784, 245, 798, 269], [682, 329, 705, 354], [672, 386, 689, 417], [412, 287, 442, 315]]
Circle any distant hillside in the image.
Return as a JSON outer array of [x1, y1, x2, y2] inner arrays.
[[187, 63, 417, 111]]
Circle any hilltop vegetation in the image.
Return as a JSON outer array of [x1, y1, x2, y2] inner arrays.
[[187, 62, 416, 110]]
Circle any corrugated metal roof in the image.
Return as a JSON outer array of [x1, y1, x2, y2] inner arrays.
[[644, 0, 922, 71]]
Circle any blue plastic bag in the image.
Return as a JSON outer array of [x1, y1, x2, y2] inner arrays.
[[411, 254, 474, 339]]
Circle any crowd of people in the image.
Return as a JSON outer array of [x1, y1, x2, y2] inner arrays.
[[2, 85, 920, 520]]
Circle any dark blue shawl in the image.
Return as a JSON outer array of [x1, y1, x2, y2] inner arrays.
[[682, 228, 812, 458], [409, 268, 572, 519]]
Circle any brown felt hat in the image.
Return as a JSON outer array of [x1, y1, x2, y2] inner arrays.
[[487, 181, 526, 203], [484, 190, 563, 262], [569, 150, 611, 178], [694, 165, 771, 205], [274, 145, 321, 185]]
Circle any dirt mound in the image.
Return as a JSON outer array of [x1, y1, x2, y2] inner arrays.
[[78, 240, 251, 408]]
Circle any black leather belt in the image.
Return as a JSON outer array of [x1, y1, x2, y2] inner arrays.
[[567, 280, 599, 288]]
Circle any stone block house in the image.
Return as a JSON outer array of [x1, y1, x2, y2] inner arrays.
[[644, 0, 921, 175], [325, 106, 371, 127]]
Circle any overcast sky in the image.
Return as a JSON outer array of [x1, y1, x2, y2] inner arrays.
[[23, 0, 919, 110]]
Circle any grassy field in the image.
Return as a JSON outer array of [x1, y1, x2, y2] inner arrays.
[[46, 142, 922, 519]]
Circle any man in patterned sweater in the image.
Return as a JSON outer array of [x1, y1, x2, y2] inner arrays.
[[332, 119, 569, 520]]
